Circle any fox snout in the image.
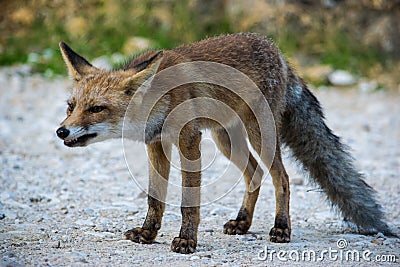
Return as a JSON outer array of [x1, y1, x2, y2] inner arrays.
[[55, 125, 98, 147], [56, 127, 70, 139]]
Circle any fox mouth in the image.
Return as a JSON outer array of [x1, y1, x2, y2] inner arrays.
[[64, 133, 97, 147]]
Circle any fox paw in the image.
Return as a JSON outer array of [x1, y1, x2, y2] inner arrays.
[[223, 219, 250, 235], [171, 237, 197, 254], [124, 227, 156, 244], [269, 227, 290, 243]]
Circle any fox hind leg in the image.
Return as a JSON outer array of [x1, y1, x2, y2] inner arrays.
[[267, 146, 291, 243], [245, 121, 291, 243], [212, 125, 264, 235]]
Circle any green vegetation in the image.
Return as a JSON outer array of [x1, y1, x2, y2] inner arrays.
[[0, 0, 395, 86], [275, 27, 387, 77], [1, 0, 233, 77]]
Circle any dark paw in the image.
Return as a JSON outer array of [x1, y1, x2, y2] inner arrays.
[[269, 227, 290, 243], [124, 227, 156, 244], [223, 219, 250, 235], [171, 237, 197, 254]]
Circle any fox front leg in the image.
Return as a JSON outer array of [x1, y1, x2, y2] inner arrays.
[[125, 141, 172, 244], [171, 130, 202, 254]]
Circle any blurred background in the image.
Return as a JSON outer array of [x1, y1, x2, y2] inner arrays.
[[1, 0, 399, 90]]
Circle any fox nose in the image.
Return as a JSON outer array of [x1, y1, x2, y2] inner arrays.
[[56, 127, 70, 139]]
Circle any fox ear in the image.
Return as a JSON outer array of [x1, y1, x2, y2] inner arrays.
[[131, 50, 164, 72], [59, 42, 97, 81], [122, 51, 164, 95]]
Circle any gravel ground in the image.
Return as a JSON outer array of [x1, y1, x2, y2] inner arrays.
[[0, 67, 399, 266]]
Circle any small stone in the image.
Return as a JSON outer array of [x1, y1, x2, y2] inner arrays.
[[3, 211, 17, 220], [202, 257, 211, 264], [358, 80, 378, 93], [362, 124, 371, 132], [29, 196, 43, 203], [61, 235, 70, 242], [375, 232, 385, 239], [51, 240, 62, 248], [291, 177, 304, 186], [13, 164, 21, 169], [92, 56, 112, 70], [371, 239, 383, 245], [111, 250, 126, 256], [328, 70, 356, 86], [86, 231, 116, 238], [199, 227, 214, 232], [242, 233, 257, 241], [154, 255, 166, 261], [94, 225, 108, 232], [75, 218, 96, 227], [190, 256, 200, 260], [60, 207, 68, 214], [84, 209, 94, 215], [1, 191, 16, 201]]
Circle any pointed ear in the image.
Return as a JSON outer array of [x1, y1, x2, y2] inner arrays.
[[121, 51, 164, 96], [130, 50, 164, 72], [59, 42, 97, 81]]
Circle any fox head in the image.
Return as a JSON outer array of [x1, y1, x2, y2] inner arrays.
[[56, 42, 164, 147]]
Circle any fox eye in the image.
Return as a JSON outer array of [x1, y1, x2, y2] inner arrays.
[[88, 106, 106, 113], [67, 102, 75, 113], [124, 89, 134, 96]]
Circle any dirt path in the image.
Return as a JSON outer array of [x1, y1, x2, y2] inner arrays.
[[0, 67, 399, 266]]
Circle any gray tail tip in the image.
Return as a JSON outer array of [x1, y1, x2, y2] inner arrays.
[[383, 230, 399, 239], [344, 218, 397, 238], [360, 228, 398, 238]]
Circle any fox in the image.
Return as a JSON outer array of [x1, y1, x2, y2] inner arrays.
[[56, 33, 394, 254]]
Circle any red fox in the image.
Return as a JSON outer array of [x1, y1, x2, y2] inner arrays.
[[56, 33, 394, 254]]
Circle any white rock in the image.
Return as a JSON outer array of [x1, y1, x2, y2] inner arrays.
[[290, 177, 304, 186], [358, 80, 378, 93], [74, 218, 96, 227], [190, 255, 200, 260], [328, 70, 356, 86], [92, 56, 112, 70], [0, 191, 16, 201], [86, 231, 115, 238]]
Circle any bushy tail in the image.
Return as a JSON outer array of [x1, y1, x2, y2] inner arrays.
[[281, 74, 393, 236]]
